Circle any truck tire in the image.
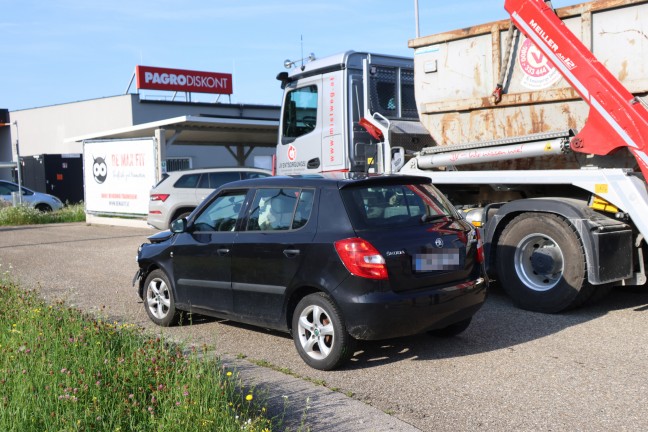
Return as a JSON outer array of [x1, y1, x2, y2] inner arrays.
[[496, 212, 595, 313]]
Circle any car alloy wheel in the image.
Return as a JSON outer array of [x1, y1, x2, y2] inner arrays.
[[292, 293, 356, 370], [143, 269, 179, 327]]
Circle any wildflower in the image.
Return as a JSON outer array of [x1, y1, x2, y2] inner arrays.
[[246, 394, 253, 402], [226, 371, 233, 377]]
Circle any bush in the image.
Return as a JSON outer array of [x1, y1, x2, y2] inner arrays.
[[0, 203, 86, 225]]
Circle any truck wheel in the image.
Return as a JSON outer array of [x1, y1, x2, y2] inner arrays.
[[496, 213, 594, 313], [292, 293, 356, 371]]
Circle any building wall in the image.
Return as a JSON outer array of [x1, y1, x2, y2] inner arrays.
[[163, 145, 274, 170], [9, 95, 137, 156], [1, 95, 279, 186], [133, 99, 279, 123], [5, 95, 279, 158]]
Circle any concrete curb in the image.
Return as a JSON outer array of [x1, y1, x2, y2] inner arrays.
[[226, 356, 422, 432]]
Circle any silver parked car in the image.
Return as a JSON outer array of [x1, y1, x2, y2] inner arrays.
[[0, 180, 64, 211], [147, 167, 271, 229]]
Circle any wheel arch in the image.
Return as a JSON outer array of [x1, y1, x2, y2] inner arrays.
[[170, 206, 195, 224], [34, 202, 53, 212], [285, 286, 328, 332], [137, 263, 171, 299], [485, 197, 632, 286]]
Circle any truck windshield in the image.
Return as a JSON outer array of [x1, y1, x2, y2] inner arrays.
[[282, 85, 318, 141]]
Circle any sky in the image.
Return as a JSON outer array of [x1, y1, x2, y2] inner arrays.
[[1, 0, 575, 112]]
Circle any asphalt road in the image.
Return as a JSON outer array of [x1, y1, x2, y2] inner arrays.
[[2, 222, 648, 431]]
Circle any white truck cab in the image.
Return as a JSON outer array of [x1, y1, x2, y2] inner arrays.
[[276, 51, 429, 175]]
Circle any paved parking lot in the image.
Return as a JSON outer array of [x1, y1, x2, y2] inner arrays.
[[2, 222, 648, 431]]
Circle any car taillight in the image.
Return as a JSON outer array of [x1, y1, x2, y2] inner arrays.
[[475, 229, 485, 264], [150, 193, 170, 202], [334, 238, 388, 280]]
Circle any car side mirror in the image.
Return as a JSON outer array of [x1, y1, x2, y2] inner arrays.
[[170, 218, 187, 233]]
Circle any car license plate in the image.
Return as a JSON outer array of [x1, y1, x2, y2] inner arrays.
[[413, 248, 463, 271]]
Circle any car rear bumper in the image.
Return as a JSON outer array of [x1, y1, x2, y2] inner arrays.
[[336, 277, 488, 341], [146, 212, 167, 230]]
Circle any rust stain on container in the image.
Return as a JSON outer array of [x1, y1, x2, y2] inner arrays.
[[619, 60, 629, 81], [529, 107, 547, 134]]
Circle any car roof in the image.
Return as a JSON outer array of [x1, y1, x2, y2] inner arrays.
[[220, 173, 433, 189], [166, 167, 271, 176]]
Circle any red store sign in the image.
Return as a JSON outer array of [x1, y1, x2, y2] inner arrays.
[[136, 65, 233, 95]]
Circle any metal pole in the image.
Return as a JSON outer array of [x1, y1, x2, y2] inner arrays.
[[414, 0, 420, 38], [124, 70, 136, 94]]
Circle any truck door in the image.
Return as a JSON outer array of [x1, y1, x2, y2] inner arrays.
[[277, 77, 323, 175], [277, 70, 347, 175]]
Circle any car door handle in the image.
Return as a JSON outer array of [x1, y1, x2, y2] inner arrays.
[[217, 248, 230, 256], [283, 249, 300, 258]]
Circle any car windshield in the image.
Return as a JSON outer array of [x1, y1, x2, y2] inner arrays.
[[341, 183, 457, 230]]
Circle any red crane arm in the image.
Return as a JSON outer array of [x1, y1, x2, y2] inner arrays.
[[504, 0, 648, 179]]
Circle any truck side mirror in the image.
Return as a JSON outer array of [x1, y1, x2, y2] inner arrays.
[[276, 72, 291, 90], [391, 147, 405, 172]]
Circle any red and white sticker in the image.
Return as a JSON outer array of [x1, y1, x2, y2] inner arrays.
[[518, 38, 561, 90], [287, 144, 297, 161]]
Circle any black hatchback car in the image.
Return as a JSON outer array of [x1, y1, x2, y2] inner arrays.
[[134, 174, 487, 370]]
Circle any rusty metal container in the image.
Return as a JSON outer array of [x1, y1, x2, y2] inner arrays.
[[409, 0, 648, 170]]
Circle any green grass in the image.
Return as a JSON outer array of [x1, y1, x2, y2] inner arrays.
[[0, 279, 277, 431], [0, 202, 86, 226]]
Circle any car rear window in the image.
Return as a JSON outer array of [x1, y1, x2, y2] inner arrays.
[[341, 183, 458, 230], [174, 173, 200, 189], [197, 172, 241, 189]]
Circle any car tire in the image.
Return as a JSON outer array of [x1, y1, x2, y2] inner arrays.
[[428, 317, 472, 337], [143, 269, 180, 327], [35, 203, 52, 212], [292, 293, 356, 371], [496, 212, 594, 313]]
